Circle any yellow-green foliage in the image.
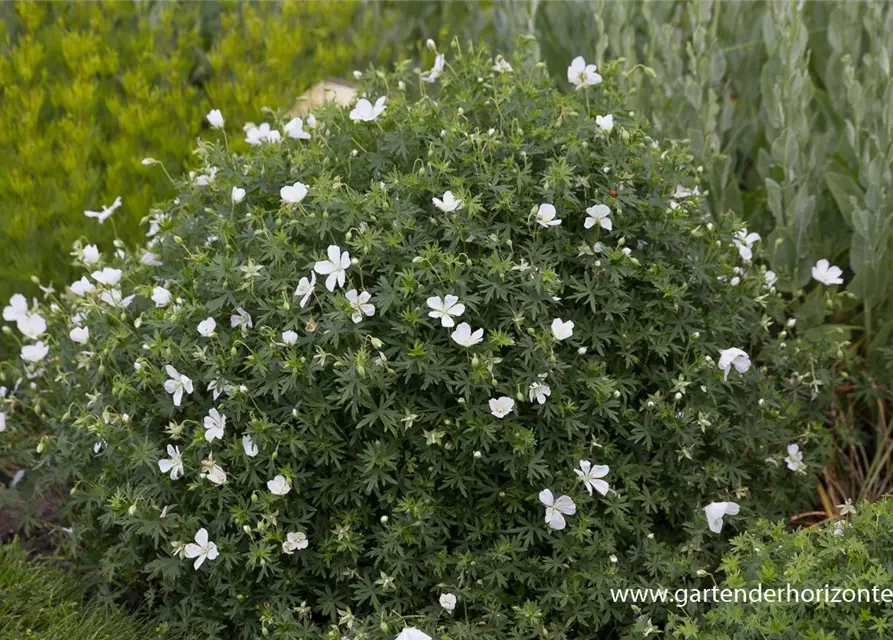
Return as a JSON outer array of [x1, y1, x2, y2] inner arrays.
[[0, 1, 383, 301]]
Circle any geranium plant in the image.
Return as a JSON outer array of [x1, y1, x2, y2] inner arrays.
[[0, 40, 839, 639]]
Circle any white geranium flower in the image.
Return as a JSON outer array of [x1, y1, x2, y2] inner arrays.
[[765, 270, 777, 289], [785, 443, 805, 472], [282, 330, 298, 345], [91, 267, 122, 286], [81, 244, 101, 264], [294, 272, 316, 307], [450, 322, 484, 347], [432, 191, 463, 212], [0, 412, 6, 432], [206, 109, 224, 129], [812, 259, 844, 285], [197, 317, 216, 337], [528, 378, 551, 404], [268, 474, 291, 496], [717, 348, 751, 381], [426, 295, 465, 328], [576, 460, 610, 496], [489, 396, 515, 418], [346, 289, 375, 323], [69, 326, 89, 344], [535, 203, 561, 228], [422, 53, 445, 83], [282, 531, 309, 554], [140, 251, 162, 266], [673, 184, 700, 199], [281, 181, 308, 204], [439, 593, 457, 611], [84, 196, 122, 223], [231, 186, 246, 203], [539, 489, 576, 530], [203, 408, 226, 443], [99, 288, 135, 308], [3, 293, 28, 322], [395, 629, 432, 640], [314, 245, 351, 292], [551, 318, 574, 341], [733, 229, 761, 261], [17, 312, 46, 339], [704, 501, 740, 534], [595, 114, 614, 132], [284, 117, 311, 140], [163, 365, 193, 407], [567, 56, 602, 89], [193, 168, 218, 186], [21, 341, 49, 363], [584, 204, 613, 231], [151, 286, 172, 307], [242, 434, 259, 457], [184, 528, 219, 569], [230, 307, 253, 331], [158, 444, 184, 480], [244, 122, 280, 145], [349, 97, 387, 122], [492, 55, 513, 73], [201, 460, 227, 485]]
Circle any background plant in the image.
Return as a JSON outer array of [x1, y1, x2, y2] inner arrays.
[[0, 41, 839, 638]]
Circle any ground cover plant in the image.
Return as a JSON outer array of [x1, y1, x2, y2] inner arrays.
[[0, 38, 841, 640]]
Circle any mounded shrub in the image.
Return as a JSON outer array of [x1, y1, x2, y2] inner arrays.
[[663, 499, 893, 639], [0, 41, 839, 639]]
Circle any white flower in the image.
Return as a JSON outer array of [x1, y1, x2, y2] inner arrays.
[[575, 460, 610, 496], [84, 196, 122, 223], [203, 408, 226, 443], [812, 259, 844, 285], [346, 289, 375, 323], [242, 434, 259, 457], [70, 326, 89, 344], [492, 55, 513, 73], [282, 531, 309, 554], [567, 56, 602, 89], [450, 322, 484, 347], [201, 461, 227, 485], [584, 204, 613, 231], [489, 396, 515, 418], [193, 168, 218, 186], [314, 245, 351, 292], [595, 114, 614, 132], [163, 365, 194, 407], [268, 474, 291, 496], [394, 629, 432, 640], [349, 97, 387, 122], [0, 412, 5, 432], [528, 379, 552, 404], [184, 528, 219, 570], [704, 501, 740, 534], [230, 307, 253, 331], [141, 251, 162, 266], [99, 289, 135, 308], [91, 267, 122, 286], [158, 444, 184, 480], [17, 312, 46, 339], [81, 244, 101, 264], [231, 186, 246, 203], [21, 341, 49, 363], [244, 122, 280, 145], [785, 443, 805, 472], [306, 114, 317, 129], [294, 272, 316, 307], [282, 330, 298, 345], [432, 191, 463, 213], [3, 294, 28, 322], [151, 286, 172, 307], [717, 347, 751, 381], [281, 181, 308, 204], [426, 295, 465, 328], [439, 593, 457, 611], [550, 318, 574, 341], [733, 229, 761, 261], [539, 489, 576, 530], [422, 54, 445, 83], [765, 270, 777, 289], [672, 185, 700, 199], [197, 317, 216, 337], [284, 117, 311, 140], [535, 203, 562, 228], [206, 109, 224, 129]]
